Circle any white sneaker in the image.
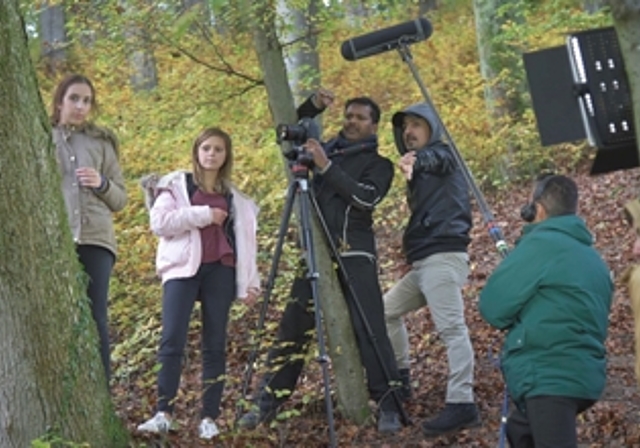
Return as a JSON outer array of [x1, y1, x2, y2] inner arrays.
[[198, 417, 220, 440], [137, 412, 171, 433]]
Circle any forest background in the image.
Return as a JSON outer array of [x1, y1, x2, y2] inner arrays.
[[15, 0, 640, 446]]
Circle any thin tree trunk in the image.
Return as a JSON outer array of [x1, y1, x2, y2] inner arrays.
[[248, 0, 370, 425], [39, 3, 67, 75], [473, 0, 529, 178], [277, 0, 320, 103], [277, 0, 323, 134], [0, 1, 128, 446], [419, 0, 439, 15], [585, 0, 604, 13], [121, 1, 158, 92], [473, 0, 528, 121]]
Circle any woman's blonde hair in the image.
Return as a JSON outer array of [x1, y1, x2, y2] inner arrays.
[[191, 127, 233, 193]]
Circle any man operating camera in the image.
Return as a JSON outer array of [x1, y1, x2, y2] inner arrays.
[[480, 174, 613, 448], [238, 88, 406, 433]]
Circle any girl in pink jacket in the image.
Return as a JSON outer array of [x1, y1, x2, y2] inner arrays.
[[137, 127, 260, 440]]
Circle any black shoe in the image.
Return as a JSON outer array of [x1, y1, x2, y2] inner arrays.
[[422, 403, 481, 437], [237, 411, 261, 430], [399, 368, 411, 401], [378, 411, 401, 434]]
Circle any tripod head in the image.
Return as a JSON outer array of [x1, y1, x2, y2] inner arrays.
[[289, 159, 312, 179]]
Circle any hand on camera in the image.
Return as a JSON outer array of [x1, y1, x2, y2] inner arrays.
[[303, 138, 330, 170], [210, 207, 228, 225], [398, 151, 416, 180], [312, 88, 335, 109]]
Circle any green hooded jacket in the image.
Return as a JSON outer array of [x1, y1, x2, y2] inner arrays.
[[479, 214, 613, 410]]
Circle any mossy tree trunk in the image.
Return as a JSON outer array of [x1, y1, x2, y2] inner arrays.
[[0, 1, 128, 446], [247, 0, 370, 425], [608, 1, 640, 163]]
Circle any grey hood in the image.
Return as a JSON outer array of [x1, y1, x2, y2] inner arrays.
[[391, 102, 444, 155]]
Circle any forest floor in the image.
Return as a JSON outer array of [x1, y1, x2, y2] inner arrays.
[[117, 166, 640, 447]]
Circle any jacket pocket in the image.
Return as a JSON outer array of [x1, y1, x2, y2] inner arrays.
[[421, 211, 432, 228], [501, 326, 536, 406], [156, 234, 190, 273]]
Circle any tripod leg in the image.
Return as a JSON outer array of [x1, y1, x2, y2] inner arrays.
[[236, 181, 298, 424], [295, 179, 338, 448], [308, 193, 411, 426]]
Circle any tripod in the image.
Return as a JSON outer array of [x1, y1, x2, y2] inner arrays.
[[237, 155, 409, 446]]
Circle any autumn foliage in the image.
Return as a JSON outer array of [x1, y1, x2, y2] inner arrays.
[[31, 1, 640, 446]]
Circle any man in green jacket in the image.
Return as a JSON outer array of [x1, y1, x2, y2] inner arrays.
[[479, 174, 613, 448]]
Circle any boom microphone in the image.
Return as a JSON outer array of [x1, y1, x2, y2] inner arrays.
[[340, 18, 433, 61]]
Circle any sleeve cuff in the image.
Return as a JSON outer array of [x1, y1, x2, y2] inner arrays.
[[318, 160, 333, 175], [94, 176, 109, 193]]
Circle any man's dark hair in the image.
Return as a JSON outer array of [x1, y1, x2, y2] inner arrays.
[[344, 97, 381, 124], [535, 174, 578, 217]]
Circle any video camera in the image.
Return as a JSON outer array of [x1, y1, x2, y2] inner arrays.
[[276, 117, 320, 167]]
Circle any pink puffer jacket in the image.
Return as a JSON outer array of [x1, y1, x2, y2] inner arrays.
[[144, 171, 260, 299]]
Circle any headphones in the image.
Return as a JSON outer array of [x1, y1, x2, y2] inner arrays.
[[520, 174, 555, 223]]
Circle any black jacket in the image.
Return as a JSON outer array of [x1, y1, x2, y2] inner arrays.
[[297, 97, 393, 257], [391, 103, 471, 263]]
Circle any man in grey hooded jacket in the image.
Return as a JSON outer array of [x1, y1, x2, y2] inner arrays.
[[383, 103, 479, 436]]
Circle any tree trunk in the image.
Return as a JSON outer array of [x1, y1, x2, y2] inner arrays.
[[344, 0, 370, 26], [473, 0, 529, 178], [473, 0, 528, 121], [608, 2, 640, 163], [0, 1, 128, 447], [276, 0, 320, 103], [180, 0, 204, 13], [419, 0, 439, 15], [585, 0, 604, 13], [39, 2, 67, 75], [276, 0, 324, 133], [128, 42, 159, 92], [125, 13, 158, 92], [248, 0, 370, 425]]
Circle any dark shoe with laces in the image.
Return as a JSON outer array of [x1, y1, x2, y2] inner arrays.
[[237, 410, 261, 430], [237, 406, 278, 430], [378, 410, 401, 434], [422, 403, 481, 437]]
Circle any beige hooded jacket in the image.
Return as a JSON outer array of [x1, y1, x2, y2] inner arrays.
[[53, 123, 127, 256], [623, 198, 640, 385]]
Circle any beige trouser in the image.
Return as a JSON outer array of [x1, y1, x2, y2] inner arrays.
[[383, 252, 475, 403]]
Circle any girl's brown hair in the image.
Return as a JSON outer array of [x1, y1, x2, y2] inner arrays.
[[192, 127, 233, 193], [50, 74, 97, 125]]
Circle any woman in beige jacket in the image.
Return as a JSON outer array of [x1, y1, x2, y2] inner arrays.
[[51, 74, 127, 385]]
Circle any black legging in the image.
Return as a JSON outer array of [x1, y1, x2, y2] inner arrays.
[[507, 395, 595, 448], [156, 262, 236, 419], [257, 256, 402, 414], [76, 244, 115, 385]]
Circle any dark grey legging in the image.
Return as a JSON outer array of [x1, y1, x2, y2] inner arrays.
[[257, 256, 402, 415], [507, 395, 595, 448], [76, 244, 115, 384], [156, 262, 236, 419]]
